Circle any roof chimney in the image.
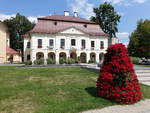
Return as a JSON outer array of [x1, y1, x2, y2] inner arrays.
[[64, 11, 69, 16], [74, 12, 78, 17]]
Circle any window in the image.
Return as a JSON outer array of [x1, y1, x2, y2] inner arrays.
[[49, 39, 54, 46], [100, 41, 104, 49], [27, 42, 30, 48], [38, 39, 42, 48], [54, 21, 57, 25], [27, 54, 30, 60], [81, 39, 86, 49], [60, 39, 65, 48], [71, 39, 76, 46], [84, 24, 87, 28], [91, 41, 95, 48]]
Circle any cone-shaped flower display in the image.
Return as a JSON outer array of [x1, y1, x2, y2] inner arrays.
[[97, 43, 142, 104]]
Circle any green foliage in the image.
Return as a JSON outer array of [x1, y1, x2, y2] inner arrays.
[[131, 57, 140, 64], [91, 2, 121, 38], [59, 58, 66, 64], [24, 60, 32, 65], [128, 19, 150, 58], [34, 58, 44, 65], [46, 58, 55, 64], [66, 58, 75, 64], [88, 60, 96, 64], [4, 13, 35, 52]]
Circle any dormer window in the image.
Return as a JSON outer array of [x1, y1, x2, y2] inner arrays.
[[54, 21, 57, 26], [84, 24, 87, 28]]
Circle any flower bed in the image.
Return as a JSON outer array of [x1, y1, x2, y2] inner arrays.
[[97, 43, 142, 104]]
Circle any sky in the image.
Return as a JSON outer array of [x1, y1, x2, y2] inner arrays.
[[0, 0, 150, 45]]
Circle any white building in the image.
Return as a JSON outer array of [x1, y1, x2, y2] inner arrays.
[[23, 11, 109, 64]]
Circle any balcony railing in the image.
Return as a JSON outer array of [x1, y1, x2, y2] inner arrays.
[[100, 46, 104, 49], [38, 45, 42, 48], [47, 46, 54, 49], [81, 46, 86, 50], [91, 47, 94, 50], [60, 46, 65, 49]]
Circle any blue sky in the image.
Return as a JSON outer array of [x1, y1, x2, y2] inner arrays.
[[0, 0, 150, 45]]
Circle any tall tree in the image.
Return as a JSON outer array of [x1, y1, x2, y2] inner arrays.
[[91, 2, 121, 38], [4, 13, 35, 52], [128, 20, 150, 59]]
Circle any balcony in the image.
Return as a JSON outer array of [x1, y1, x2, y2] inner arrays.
[[81, 46, 85, 50], [91, 47, 94, 50], [38, 45, 42, 48], [100, 46, 104, 49], [47, 46, 54, 49], [60, 46, 65, 49]]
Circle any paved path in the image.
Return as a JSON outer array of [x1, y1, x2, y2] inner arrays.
[[82, 64, 150, 86], [81, 99, 150, 113], [135, 66, 150, 86]]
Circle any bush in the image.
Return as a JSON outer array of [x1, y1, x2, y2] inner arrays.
[[97, 43, 142, 104], [131, 57, 140, 64], [76, 56, 81, 63], [88, 60, 96, 64], [34, 58, 44, 65], [59, 58, 66, 64], [24, 60, 32, 65], [47, 58, 55, 64], [67, 58, 75, 64]]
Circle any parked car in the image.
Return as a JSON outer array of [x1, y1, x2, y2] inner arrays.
[[139, 58, 150, 65]]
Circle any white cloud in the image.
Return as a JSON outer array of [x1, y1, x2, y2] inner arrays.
[[0, 13, 38, 23], [116, 32, 129, 47], [27, 16, 37, 23], [0, 14, 16, 21], [134, 0, 146, 3], [103, 0, 123, 4], [102, 0, 147, 5], [116, 32, 129, 38], [69, 0, 95, 19]]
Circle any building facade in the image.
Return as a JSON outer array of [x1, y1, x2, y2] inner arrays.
[[24, 12, 108, 64], [0, 22, 9, 63], [0, 22, 21, 64]]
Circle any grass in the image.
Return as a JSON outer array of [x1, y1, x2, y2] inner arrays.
[[0, 66, 150, 113]]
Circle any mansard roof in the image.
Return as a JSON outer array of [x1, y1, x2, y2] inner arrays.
[[25, 14, 107, 37]]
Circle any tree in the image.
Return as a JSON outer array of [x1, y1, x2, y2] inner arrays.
[[97, 43, 142, 104], [91, 2, 121, 38], [128, 20, 150, 59], [4, 13, 35, 52]]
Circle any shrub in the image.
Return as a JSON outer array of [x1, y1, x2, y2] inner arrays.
[[47, 58, 55, 64], [67, 58, 75, 64], [96, 43, 142, 104], [88, 60, 96, 64], [76, 56, 81, 63], [131, 57, 140, 64], [24, 60, 32, 65], [59, 58, 66, 64], [34, 58, 44, 65]]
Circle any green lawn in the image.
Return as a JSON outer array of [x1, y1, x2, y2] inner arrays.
[[0, 66, 149, 113]]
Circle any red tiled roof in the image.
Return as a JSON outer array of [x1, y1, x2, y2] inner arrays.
[[38, 15, 96, 24], [28, 15, 108, 37], [6, 47, 18, 54]]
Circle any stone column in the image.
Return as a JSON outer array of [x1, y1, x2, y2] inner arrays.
[[44, 50, 48, 65], [86, 52, 90, 63], [55, 50, 59, 64], [31, 50, 36, 64], [96, 53, 99, 63], [66, 51, 70, 59]]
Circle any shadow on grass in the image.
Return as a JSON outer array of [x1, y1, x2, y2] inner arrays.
[[85, 87, 99, 97]]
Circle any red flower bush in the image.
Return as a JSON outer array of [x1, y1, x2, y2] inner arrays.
[[96, 43, 142, 104]]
